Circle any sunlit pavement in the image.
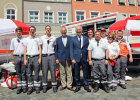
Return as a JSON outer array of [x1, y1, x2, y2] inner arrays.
[[0, 67, 140, 100]]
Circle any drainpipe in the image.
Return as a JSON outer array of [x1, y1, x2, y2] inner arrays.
[[22, 0, 24, 22], [71, 0, 73, 22]]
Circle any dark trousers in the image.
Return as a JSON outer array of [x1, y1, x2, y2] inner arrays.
[[92, 59, 107, 84], [14, 56, 26, 89], [74, 58, 89, 88], [26, 56, 40, 90], [119, 57, 127, 84], [42, 55, 57, 89], [88, 64, 93, 84], [107, 58, 120, 87]]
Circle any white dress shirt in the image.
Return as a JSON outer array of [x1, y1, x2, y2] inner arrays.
[[24, 36, 41, 55], [88, 38, 108, 59], [101, 37, 108, 44], [62, 36, 67, 47], [108, 42, 120, 57], [89, 38, 94, 44], [77, 35, 83, 48], [10, 37, 24, 55], [40, 35, 56, 54]]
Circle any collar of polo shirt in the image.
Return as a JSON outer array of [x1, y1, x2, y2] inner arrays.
[[95, 38, 101, 42], [45, 35, 53, 39], [29, 36, 36, 39], [16, 36, 23, 40]]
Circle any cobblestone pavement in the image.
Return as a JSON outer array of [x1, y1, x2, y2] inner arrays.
[[0, 68, 140, 100]]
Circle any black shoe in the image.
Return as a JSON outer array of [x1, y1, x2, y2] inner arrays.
[[112, 86, 117, 91], [43, 88, 47, 93], [36, 89, 40, 94], [120, 84, 127, 89], [27, 89, 33, 95], [53, 87, 57, 93], [67, 87, 74, 91], [23, 89, 27, 93], [103, 83, 110, 93], [93, 83, 100, 93], [74, 88, 80, 93], [84, 87, 91, 92], [16, 89, 22, 94]]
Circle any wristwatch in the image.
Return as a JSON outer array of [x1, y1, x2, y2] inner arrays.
[[105, 59, 109, 61]]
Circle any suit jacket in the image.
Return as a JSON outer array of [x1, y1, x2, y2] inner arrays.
[[70, 35, 89, 62], [55, 35, 71, 62]]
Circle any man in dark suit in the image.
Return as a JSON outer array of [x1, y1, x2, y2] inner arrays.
[[55, 27, 73, 91], [70, 26, 91, 92]]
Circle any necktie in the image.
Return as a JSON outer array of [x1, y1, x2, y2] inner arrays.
[[79, 36, 81, 48]]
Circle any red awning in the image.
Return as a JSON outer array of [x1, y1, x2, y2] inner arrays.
[[12, 20, 29, 35], [125, 16, 140, 21], [109, 20, 127, 31], [108, 16, 140, 36]]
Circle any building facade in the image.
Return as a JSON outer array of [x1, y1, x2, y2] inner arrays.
[[24, 0, 72, 36], [72, 0, 140, 22], [0, 0, 23, 22]]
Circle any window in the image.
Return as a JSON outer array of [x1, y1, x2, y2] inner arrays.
[[90, 0, 98, 3], [118, 0, 126, 5], [44, 12, 53, 23], [76, 0, 84, 1], [90, 12, 99, 18], [104, 12, 112, 15], [130, 14, 137, 17], [138, 0, 140, 6], [104, 0, 111, 4], [58, 12, 67, 24], [29, 11, 39, 23], [76, 11, 85, 21], [6, 9, 15, 20], [128, 0, 136, 6]]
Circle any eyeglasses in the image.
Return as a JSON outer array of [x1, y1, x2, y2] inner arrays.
[[108, 37, 113, 40]]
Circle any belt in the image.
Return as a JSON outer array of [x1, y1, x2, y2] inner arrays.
[[27, 55, 39, 58], [42, 53, 55, 57], [14, 55, 23, 57], [91, 58, 105, 61]]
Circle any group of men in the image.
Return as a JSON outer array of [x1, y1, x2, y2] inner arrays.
[[10, 25, 133, 95]]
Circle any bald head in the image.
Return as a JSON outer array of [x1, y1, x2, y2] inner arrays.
[[61, 27, 67, 36], [75, 26, 83, 36]]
